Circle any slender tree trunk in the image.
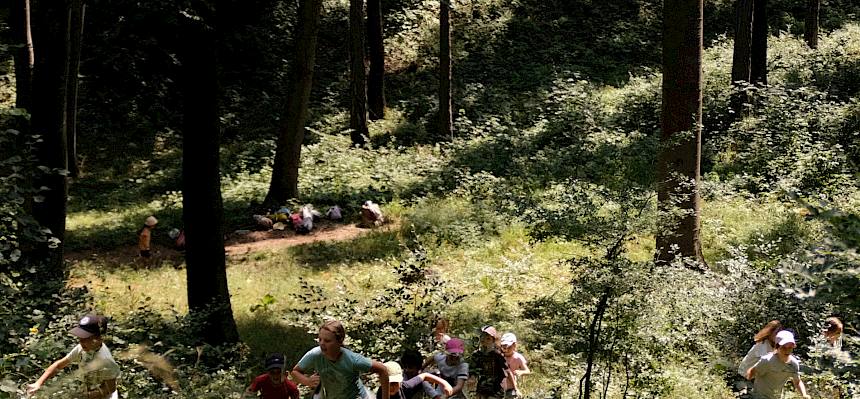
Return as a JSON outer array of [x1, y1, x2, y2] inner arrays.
[[10, 0, 34, 110], [66, 0, 85, 178], [30, 0, 71, 274], [656, 0, 706, 268], [439, 0, 453, 141], [178, 10, 238, 345], [804, 0, 820, 49], [349, 0, 368, 146], [730, 0, 753, 116], [366, 0, 385, 120], [750, 0, 768, 85], [264, 0, 324, 206]]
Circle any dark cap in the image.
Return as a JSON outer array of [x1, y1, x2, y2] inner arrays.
[[71, 314, 107, 338], [265, 353, 286, 370]]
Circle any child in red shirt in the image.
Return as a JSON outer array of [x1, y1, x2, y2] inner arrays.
[[242, 353, 300, 399]]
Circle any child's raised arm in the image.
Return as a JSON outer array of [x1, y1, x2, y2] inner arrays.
[[27, 355, 72, 394], [370, 360, 390, 399], [418, 373, 453, 396], [290, 365, 320, 388]]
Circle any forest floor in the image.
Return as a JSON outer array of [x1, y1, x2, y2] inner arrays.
[[65, 220, 398, 267]]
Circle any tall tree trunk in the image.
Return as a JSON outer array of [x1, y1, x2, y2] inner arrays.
[[66, 0, 85, 178], [264, 0, 324, 206], [730, 0, 754, 116], [750, 0, 768, 85], [10, 0, 34, 110], [804, 0, 820, 49], [30, 0, 71, 274], [178, 11, 238, 346], [656, 0, 706, 269], [349, 0, 368, 146], [439, 0, 453, 141], [366, 0, 385, 120]]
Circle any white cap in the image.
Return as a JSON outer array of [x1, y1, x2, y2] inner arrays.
[[500, 332, 517, 346], [145, 216, 158, 226], [775, 330, 796, 346]]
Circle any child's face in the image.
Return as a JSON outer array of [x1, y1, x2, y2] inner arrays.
[[445, 353, 462, 366], [318, 329, 342, 357], [480, 333, 495, 349], [403, 365, 420, 378], [268, 368, 283, 382], [78, 336, 102, 352], [501, 343, 515, 356], [777, 343, 796, 356], [388, 382, 401, 396]]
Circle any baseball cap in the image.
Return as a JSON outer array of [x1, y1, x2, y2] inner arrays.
[[445, 338, 465, 354], [480, 325, 499, 339], [145, 216, 158, 226], [70, 314, 107, 338], [384, 361, 404, 383], [775, 330, 796, 346], [265, 353, 286, 370], [500, 333, 517, 346]]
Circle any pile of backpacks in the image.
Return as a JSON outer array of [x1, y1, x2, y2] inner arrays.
[[251, 201, 384, 235]]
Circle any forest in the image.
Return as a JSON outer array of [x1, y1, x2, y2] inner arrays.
[[0, 0, 859, 398]]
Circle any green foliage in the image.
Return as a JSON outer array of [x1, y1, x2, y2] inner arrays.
[[286, 245, 465, 361]]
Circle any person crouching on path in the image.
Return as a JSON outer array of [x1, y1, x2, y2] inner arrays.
[[747, 330, 811, 399], [291, 320, 390, 399], [27, 314, 121, 399], [242, 353, 300, 399]]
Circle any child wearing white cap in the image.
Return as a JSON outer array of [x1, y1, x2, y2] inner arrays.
[[138, 215, 158, 258], [27, 314, 121, 399], [747, 330, 811, 399], [499, 333, 530, 398]]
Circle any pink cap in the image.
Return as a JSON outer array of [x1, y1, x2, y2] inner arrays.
[[481, 325, 499, 339], [446, 338, 465, 354]]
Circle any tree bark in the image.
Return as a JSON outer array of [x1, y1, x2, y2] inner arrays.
[[178, 10, 239, 345], [66, 0, 85, 178], [804, 0, 820, 49], [656, 0, 706, 268], [439, 0, 453, 141], [366, 0, 385, 120], [264, 0, 324, 206], [730, 0, 753, 116], [349, 0, 368, 146], [10, 0, 34, 110], [30, 0, 71, 275], [750, 0, 768, 85]]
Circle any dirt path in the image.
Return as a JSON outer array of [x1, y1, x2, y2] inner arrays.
[[65, 221, 395, 266]]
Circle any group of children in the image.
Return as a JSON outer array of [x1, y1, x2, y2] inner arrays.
[[28, 316, 528, 399], [736, 317, 845, 399], [246, 321, 530, 399]]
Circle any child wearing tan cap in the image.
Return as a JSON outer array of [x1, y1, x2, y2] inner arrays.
[[138, 216, 158, 258]]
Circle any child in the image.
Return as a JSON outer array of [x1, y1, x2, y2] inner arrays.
[[822, 317, 843, 350], [27, 314, 121, 399], [747, 330, 811, 399], [499, 333, 530, 398], [138, 216, 158, 258], [291, 320, 390, 399], [423, 338, 469, 399], [376, 361, 453, 399], [242, 353, 300, 399], [738, 320, 781, 378], [470, 326, 515, 399]]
